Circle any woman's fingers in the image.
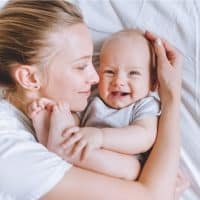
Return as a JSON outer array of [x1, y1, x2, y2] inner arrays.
[[174, 170, 191, 199], [62, 126, 80, 139], [145, 30, 157, 41], [145, 31, 172, 63], [81, 144, 93, 161], [154, 38, 169, 66], [145, 30, 181, 67], [145, 30, 182, 102], [71, 139, 87, 160], [62, 131, 82, 149]]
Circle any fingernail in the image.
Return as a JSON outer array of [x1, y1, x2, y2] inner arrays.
[[155, 38, 162, 46], [73, 127, 80, 132]]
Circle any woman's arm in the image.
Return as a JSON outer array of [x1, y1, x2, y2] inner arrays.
[[138, 32, 182, 200], [139, 100, 180, 200], [71, 148, 141, 180], [41, 167, 151, 200]]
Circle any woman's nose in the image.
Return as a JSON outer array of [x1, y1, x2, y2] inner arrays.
[[88, 64, 99, 85]]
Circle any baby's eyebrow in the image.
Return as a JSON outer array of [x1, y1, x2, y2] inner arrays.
[[128, 66, 144, 70], [100, 64, 115, 68]]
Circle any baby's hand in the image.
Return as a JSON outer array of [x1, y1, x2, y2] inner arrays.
[[27, 97, 55, 118], [27, 98, 55, 146]]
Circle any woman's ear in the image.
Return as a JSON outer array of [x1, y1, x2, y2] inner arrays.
[[12, 65, 41, 90]]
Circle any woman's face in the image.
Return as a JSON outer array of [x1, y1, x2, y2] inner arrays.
[[40, 24, 99, 111]]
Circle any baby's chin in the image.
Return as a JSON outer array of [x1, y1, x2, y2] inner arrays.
[[105, 100, 136, 110]]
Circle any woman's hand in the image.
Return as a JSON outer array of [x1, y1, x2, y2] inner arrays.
[[60, 127, 103, 162], [145, 31, 182, 104], [174, 169, 190, 199], [77, 127, 103, 160]]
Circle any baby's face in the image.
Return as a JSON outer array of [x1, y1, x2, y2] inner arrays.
[[98, 34, 152, 109]]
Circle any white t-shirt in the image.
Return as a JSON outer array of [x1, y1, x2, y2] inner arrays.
[[0, 99, 72, 200]]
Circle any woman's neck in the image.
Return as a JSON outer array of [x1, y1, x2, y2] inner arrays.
[[5, 89, 36, 116]]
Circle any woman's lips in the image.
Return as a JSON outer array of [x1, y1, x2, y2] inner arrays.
[[79, 90, 91, 97]]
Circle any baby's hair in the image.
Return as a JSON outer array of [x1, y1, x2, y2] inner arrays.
[[101, 28, 157, 89], [0, 0, 83, 89]]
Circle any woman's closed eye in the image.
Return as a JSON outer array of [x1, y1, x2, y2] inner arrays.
[[76, 64, 89, 70]]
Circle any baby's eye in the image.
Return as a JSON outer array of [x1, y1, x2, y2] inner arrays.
[[129, 71, 140, 76], [104, 70, 114, 75]]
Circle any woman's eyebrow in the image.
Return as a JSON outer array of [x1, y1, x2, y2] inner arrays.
[[72, 55, 92, 62]]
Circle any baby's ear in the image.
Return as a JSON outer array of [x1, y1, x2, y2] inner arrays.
[[150, 66, 158, 91]]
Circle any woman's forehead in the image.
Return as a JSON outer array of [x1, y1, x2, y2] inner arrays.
[[47, 24, 93, 64], [47, 24, 93, 62]]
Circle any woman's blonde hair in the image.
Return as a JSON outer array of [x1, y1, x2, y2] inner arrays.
[[0, 0, 83, 88]]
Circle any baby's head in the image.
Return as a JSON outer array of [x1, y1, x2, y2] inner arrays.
[[98, 29, 156, 109]]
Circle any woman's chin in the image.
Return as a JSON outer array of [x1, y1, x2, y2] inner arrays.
[[71, 102, 87, 112]]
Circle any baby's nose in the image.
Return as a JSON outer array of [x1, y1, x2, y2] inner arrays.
[[112, 76, 126, 87]]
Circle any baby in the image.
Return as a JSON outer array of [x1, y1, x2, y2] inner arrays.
[[28, 29, 160, 180], [80, 29, 160, 163]]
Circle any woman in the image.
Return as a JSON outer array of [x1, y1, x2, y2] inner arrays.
[[0, 0, 181, 199]]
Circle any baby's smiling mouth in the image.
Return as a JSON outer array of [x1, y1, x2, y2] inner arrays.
[[111, 91, 130, 97]]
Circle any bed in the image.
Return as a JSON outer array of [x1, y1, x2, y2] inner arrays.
[[70, 0, 200, 199], [0, 0, 199, 199]]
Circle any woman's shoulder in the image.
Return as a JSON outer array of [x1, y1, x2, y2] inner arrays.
[[0, 99, 72, 199], [0, 133, 71, 200], [0, 99, 34, 135]]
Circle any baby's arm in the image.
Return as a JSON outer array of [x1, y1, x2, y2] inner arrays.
[[74, 117, 158, 156], [100, 117, 158, 154]]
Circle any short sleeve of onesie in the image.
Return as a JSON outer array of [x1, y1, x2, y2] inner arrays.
[[131, 96, 161, 122]]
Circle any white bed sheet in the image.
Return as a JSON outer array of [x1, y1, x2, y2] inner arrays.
[[71, 0, 200, 199], [0, 0, 199, 199]]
